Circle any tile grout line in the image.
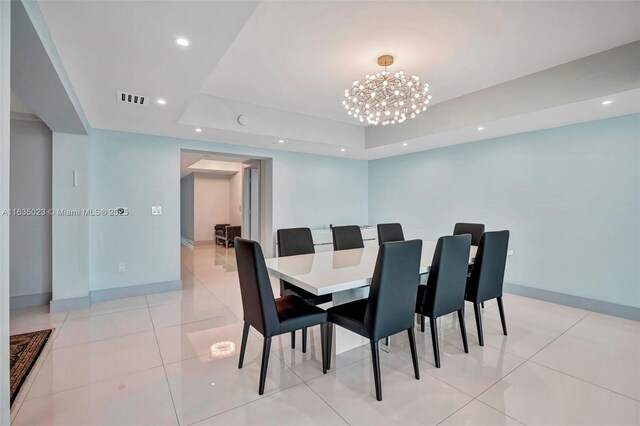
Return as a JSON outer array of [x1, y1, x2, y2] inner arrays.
[[146, 297, 181, 426], [182, 381, 305, 426], [18, 317, 163, 404], [66, 304, 148, 320], [38, 328, 158, 356], [527, 359, 640, 403], [300, 381, 352, 426], [382, 322, 503, 400], [434, 399, 476, 426], [471, 399, 526, 425], [190, 268, 245, 323], [46, 309, 156, 351], [470, 309, 592, 422]]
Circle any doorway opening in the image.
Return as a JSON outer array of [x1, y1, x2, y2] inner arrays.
[[9, 90, 53, 311], [179, 150, 272, 272]]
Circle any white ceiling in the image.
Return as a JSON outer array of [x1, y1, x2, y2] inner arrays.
[[35, 1, 640, 160], [180, 150, 253, 178], [37, 1, 259, 130], [202, 1, 640, 124]]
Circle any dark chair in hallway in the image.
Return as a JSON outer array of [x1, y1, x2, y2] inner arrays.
[[235, 238, 328, 395], [465, 230, 510, 346], [326, 240, 423, 401], [377, 223, 405, 245], [332, 225, 364, 251], [277, 227, 332, 352], [415, 234, 472, 368]]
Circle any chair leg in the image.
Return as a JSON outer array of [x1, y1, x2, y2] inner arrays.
[[370, 340, 382, 401], [420, 314, 425, 332], [320, 324, 328, 374], [430, 317, 440, 368], [290, 331, 295, 349], [497, 297, 508, 335], [302, 328, 308, 353], [407, 328, 420, 380], [258, 337, 272, 395], [326, 323, 333, 370], [238, 321, 250, 369], [457, 309, 469, 353], [473, 303, 484, 346]]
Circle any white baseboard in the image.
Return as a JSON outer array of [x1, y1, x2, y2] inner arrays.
[[504, 282, 639, 322], [49, 280, 182, 312], [10, 292, 52, 310]]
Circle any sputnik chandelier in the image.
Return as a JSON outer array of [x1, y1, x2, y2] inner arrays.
[[343, 55, 431, 126]]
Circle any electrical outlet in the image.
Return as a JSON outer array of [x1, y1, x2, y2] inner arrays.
[[152, 206, 162, 215], [507, 249, 514, 256], [117, 263, 126, 273]]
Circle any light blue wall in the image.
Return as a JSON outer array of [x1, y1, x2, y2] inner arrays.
[[89, 129, 368, 291], [369, 114, 640, 308], [52, 132, 90, 301]]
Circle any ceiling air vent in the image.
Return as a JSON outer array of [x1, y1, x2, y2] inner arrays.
[[117, 90, 147, 106]]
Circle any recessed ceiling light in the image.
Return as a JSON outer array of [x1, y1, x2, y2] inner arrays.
[[402, 143, 408, 147], [195, 128, 202, 133], [477, 126, 484, 131], [278, 139, 284, 144], [156, 99, 167, 105], [175, 38, 190, 47], [601, 100, 613, 105], [340, 148, 346, 152]]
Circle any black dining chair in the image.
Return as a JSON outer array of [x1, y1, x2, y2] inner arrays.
[[235, 238, 329, 395], [453, 222, 486, 306], [415, 234, 472, 368], [377, 222, 407, 346], [277, 228, 332, 353], [453, 222, 485, 246], [326, 240, 423, 401], [377, 223, 405, 245], [332, 225, 364, 251], [465, 230, 510, 346]]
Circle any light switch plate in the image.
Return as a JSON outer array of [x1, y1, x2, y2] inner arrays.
[[117, 263, 126, 273], [152, 206, 162, 215]]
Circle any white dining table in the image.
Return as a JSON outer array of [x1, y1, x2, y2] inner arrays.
[[264, 241, 478, 354]]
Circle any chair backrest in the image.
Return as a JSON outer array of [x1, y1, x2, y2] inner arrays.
[[466, 230, 510, 303], [234, 238, 280, 336], [377, 223, 405, 245], [363, 239, 423, 340], [419, 234, 472, 318], [332, 225, 364, 251], [453, 222, 485, 246], [276, 228, 315, 296], [277, 228, 315, 257]]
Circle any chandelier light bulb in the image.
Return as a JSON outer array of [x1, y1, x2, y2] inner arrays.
[[342, 55, 430, 126]]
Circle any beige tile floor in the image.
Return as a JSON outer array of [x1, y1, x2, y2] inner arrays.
[[9, 244, 640, 425]]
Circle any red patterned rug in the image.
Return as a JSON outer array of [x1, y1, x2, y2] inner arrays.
[[10, 329, 52, 404]]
